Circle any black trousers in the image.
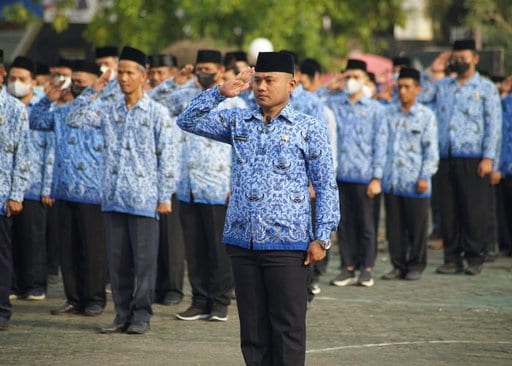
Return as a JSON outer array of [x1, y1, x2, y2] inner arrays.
[[497, 176, 512, 254], [337, 182, 377, 269], [104, 212, 159, 324], [484, 186, 498, 255], [0, 216, 13, 321], [227, 245, 308, 366], [385, 194, 429, 274], [430, 172, 442, 236], [60, 201, 107, 310], [12, 199, 47, 295], [179, 201, 232, 309], [46, 202, 60, 276], [438, 158, 490, 266], [155, 195, 185, 300]]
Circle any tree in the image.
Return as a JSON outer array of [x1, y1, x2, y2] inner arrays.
[[3, 0, 404, 69]]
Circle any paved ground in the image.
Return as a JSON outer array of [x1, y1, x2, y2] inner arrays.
[[1, 245, 511, 365]]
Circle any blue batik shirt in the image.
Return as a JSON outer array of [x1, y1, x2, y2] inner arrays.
[[290, 84, 323, 120], [177, 87, 340, 251], [67, 92, 179, 218], [327, 93, 387, 184], [29, 93, 104, 205], [24, 95, 56, 201], [500, 94, 512, 176], [420, 73, 502, 168], [150, 77, 196, 104], [0, 87, 31, 215], [382, 102, 439, 198]]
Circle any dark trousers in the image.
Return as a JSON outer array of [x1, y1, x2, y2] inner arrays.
[[60, 201, 107, 310], [46, 202, 60, 276], [0, 216, 13, 321], [497, 176, 512, 254], [180, 201, 232, 309], [155, 195, 185, 300], [385, 194, 429, 274], [484, 186, 498, 255], [430, 172, 442, 236], [438, 158, 490, 266], [12, 199, 47, 295], [227, 245, 308, 366], [104, 212, 159, 323], [337, 182, 377, 269]]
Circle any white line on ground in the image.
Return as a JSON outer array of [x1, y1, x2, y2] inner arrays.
[[306, 340, 512, 354]]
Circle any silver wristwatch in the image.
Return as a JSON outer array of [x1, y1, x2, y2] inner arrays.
[[316, 239, 332, 251]]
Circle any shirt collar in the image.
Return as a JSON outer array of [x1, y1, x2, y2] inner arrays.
[[449, 71, 481, 87], [245, 102, 297, 125], [116, 92, 150, 112]]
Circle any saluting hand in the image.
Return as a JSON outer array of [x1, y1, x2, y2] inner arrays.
[[304, 241, 326, 265], [46, 79, 65, 102], [219, 67, 255, 98], [91, 69, 111, 92], [174, 64, 195, 85]]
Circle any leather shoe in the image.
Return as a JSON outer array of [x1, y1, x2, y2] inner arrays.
[[0, 318, 9, 331], [98, 322, 129, 334], [84, 304, 104, 316], [126, 321, 150, 334], [161, 292, 183, 306], [405, 270, 422, 281], [50, 302, 80, 315], [381, 268, 402, 280]]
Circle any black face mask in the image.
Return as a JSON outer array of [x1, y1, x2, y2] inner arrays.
[[71, 85, 86, 98], [451, 61, 470, 75], [196, 72, 217, 89]]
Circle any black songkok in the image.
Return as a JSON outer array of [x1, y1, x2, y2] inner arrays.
[[196, 50, 222, 64], [0, 49, 3, 64], [255, 52, 294, 75], [95, 46, 119, 59], [73, 60, 101, 76], [56, 58, 73, 69], [398, 67, 421, 83], [119, 46, 147, 67], [392, 56, 411, 67], [11, 56, 35, 73], [225, 51, 248, 63], [300, 58, 322, 79], [453, 39, 476, 51], [148, 54, 178, 68], [345, 59, 367, 72]]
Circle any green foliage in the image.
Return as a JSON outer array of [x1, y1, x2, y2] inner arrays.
[[2, 3, 39, 24]]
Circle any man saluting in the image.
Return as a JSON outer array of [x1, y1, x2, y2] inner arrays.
[[177, 52, 340, 366]]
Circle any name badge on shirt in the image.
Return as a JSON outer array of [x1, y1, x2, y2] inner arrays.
[[234, 135, 248, 142]]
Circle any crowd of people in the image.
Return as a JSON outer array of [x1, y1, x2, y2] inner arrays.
[[0, 37, 511, 365]]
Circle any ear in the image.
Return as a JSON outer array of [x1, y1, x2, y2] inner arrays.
[[288, 76, 297, 93], [473, 52, 480, 66]]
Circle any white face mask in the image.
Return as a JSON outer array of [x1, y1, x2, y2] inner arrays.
[[345, 78, 363, 95], [362, 85, 373, 99], [33, 86, 45, 99], [100, 65, 117, 80], [54, 75, 72, 90], [7, 80, 32, 98]]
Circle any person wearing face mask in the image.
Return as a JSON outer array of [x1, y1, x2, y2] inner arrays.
[[327, 59, 387, 288], [421, 39, 502, 275], [94, 46, 122, 103], [7, 56, 54, 303], [0, 49, 31, 331], [31, 60, 110, 316], [170, 50, 245, 322], [33, 63, 51, 99]]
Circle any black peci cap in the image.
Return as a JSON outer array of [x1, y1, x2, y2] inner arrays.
[[398, 67, 421, 83], [300, 58, 322, 79], [345, 59, 367, 72], [0, 49, 3, 64], [453, 39, 476, 51], [35, 62, 50, 75], [95, 46, 119, 59], [255, 52, 294, 75], [119, 46, 147, 67], [11, 56, 35, 74], [147, 54, 178, 68], [73, 60, 101, 76], [279, 50, 299, 67], [368, 72, 376, 84], [392, 56, 411, 67], [196, 50, 222, 64], [225, 51, 248, 63], [55, 58, 73, 69]]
